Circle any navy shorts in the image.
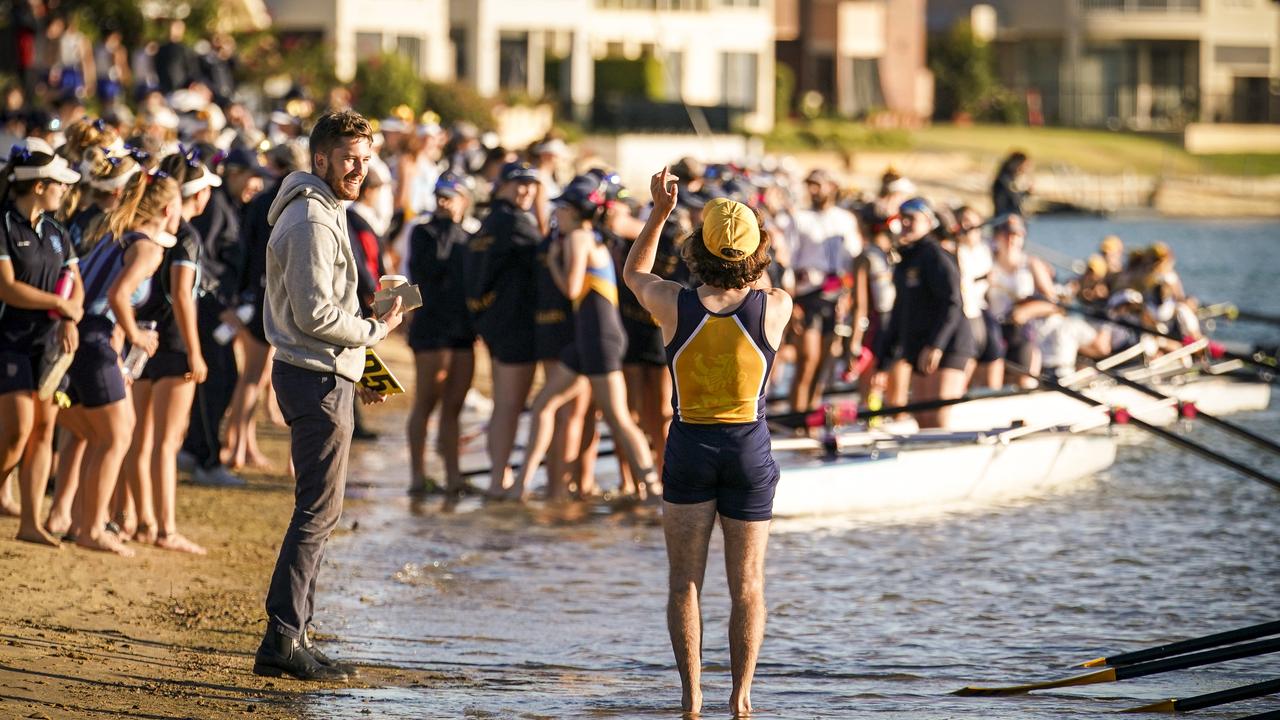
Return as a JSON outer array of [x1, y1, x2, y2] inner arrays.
[[0, 349, 41, 395], [796, 290, 838, 335], [140, 350, 190, 381], [482, 324, 537, 365], [662, 420, 780, 522], [66, 336, 127, 408]]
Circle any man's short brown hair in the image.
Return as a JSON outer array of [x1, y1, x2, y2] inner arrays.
[[309, 110, 373, 161], [681, 208, 773, 290]]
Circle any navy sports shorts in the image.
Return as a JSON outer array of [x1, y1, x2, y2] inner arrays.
[[0, 349, 41, 395], [66, 335, 126, 408], [662, 420, 780, 521], [140, 349, 190, 381]]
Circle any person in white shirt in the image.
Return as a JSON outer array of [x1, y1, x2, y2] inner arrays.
[[953, 206, 1005, 388], [787, 169, 861, 414]]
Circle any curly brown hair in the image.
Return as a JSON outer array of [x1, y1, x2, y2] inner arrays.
[[680, 208, 772, 290], [309, 110, 374, 161]]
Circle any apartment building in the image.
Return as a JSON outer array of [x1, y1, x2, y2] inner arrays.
[[775, 0, 934, 123], [449, 0, 776, 133], [934, 0, 1280, 128], [263, 0, 452, 82]]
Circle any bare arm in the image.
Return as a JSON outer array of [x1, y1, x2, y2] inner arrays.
[[170, 263, 204, 380], [534, 180, 550, 238], [1030, 257, 1057, 300], [551, 229, 591, 300], [0, 259, 78, 316], [850, 256, 870, 349], [623, 168, 684, 332], [108, 240, 164, 349]]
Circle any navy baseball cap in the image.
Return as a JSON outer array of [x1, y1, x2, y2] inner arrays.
[[554, 174, 609, 216], [435, 173, 472, 198], [223, 146, 271, 177], [499, 161, 539, 184]]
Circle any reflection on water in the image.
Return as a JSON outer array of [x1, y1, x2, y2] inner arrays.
[[307, 219, 1280, 718]]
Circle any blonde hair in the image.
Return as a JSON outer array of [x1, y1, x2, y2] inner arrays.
[[97, 171, 180, 247], [75, 152, 142, 252], [58, 119, 122, 221]]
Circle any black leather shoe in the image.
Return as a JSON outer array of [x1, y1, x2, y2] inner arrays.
[[253, 627, 348, 681], [302, 628, 359, 677]]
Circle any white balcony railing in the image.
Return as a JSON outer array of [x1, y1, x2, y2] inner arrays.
[[1079, 0, 1201, 13]]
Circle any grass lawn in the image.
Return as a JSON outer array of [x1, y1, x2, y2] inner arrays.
[[764, 120, 1280, 177]]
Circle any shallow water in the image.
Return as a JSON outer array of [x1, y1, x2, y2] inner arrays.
[[307, 218, 1280, 718]]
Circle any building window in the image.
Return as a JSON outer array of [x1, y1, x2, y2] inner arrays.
[[657, 49, 684, 101], [720, 52, 758, 109], [452, 29, 468, 81], [500, 32, 530, 92], [841, 57, 884, 118], [397, 35, 422, 74], [595, 0, 709, 9], [717, 0, 761, 6], [356, 32, 383, 61]]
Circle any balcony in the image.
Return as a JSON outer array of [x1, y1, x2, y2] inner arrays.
[[1079, 0, 1201, 13]]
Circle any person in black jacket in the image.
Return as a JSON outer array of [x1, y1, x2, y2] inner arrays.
[[406, 174, 476, 497], [223, 142, 305, 471], [463, 161, 546, 498], [992, 151, 1031, 218], [877, 197, 974, 428]]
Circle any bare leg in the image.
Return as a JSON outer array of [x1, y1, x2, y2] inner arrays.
[[437, 349, 475, 493], [47, 410, 88, 536], [642, 365, 672, 478], [589, 372, 657, 497], [0, 391, 35, 522], [226, 334, 272, 470], [984, 359, 1005, 389], [889, 360, 912, 420], [510, 363, 585, 501], [244, 344, 275, 468], [663, 500, 717, 715], [573, 400, 600, 498], [151, 376, 204, 553], [122, 380, 157, 542], [407, 350, 447, 493], [722, 516, 772, 717], [485, 360, 536, 497], [0, 467, 18, 516], [910, 370, 940, 429], [76, 399, 136, 557], [789, 326, 823, 414], [15, 394, 61, 546], [933, 365, 971, 429]]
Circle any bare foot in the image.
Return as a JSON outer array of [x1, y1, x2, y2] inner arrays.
[[44, 515, 71, 539], [503, 484, 529, 503], [155, 532, 207, 555], [133, 523, 158, 545], [246, 452, 277, 473], [730, 690, 752, 717], [16, 524, 61, 547], [77, 531, 136, 557], [682, 688, 703, 717]]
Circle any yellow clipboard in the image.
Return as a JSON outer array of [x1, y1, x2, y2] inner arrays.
[[360, 348, 405, 395]]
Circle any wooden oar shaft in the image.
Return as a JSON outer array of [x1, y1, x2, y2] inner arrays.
[[1122, 677, 1280, 713], [1098, 367, 1280, 456], [1012, 365, 1280, 493], [1115, 636, 1280, 681], [1082, 619, 1280, 668]]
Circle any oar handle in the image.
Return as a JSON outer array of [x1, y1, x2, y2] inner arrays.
[[1115, 636, 1280, 681], [1089, 619, 1280, 668]]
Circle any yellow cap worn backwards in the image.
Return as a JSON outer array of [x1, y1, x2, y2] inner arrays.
[[702, 198, 760, 262]]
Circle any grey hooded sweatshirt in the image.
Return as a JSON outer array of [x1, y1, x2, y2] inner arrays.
[[265, 171, 388, 382]]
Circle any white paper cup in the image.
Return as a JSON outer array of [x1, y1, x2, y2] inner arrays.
[[379, 274, 408, 291]]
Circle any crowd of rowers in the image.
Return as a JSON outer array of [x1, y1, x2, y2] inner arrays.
[[0, 109, 1203, 556]]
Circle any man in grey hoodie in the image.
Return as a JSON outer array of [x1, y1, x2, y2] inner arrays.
[[253, 110, 405, 682]]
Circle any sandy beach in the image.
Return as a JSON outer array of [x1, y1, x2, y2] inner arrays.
[[0, 335, 439, 720]]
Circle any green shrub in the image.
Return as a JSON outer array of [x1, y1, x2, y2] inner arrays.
[[354, 52, 424, 120], [422, 81, 496, 129]]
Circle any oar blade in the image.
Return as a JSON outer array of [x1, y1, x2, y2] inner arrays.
[[1120, 698, 1177, 713], [952, 668, 1114, 697]]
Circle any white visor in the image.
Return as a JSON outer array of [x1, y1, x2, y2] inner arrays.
[[181, 171, 222, 198], [10, 155, 82, 184], [89, 164, 141, 192]]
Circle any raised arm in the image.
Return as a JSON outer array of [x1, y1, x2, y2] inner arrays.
[[623, 168, 683, 329]]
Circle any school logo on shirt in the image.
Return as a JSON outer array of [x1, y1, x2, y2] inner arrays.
[[905, 267, 921, 288], [49, 232, 63, 256]]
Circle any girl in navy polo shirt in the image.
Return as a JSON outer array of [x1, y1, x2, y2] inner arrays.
[[0, 138, 84, 546]]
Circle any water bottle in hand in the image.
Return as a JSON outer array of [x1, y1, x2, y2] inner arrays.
[[123, 320, 158, 380]]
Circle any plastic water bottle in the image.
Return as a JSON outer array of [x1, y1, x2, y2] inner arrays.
[[47, 269, 73, 319], [213, 304, 255, 346], [123, 320, 158, 380]]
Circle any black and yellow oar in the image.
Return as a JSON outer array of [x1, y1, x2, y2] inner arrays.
[[1088, 364, 1280, 456], [953, 636, 1280, 697], [1234, 709, 1280, 720], [1078, 619, 1280, 669], [1121, 677, 1280, 713], [1200, 302, 1280, 328]]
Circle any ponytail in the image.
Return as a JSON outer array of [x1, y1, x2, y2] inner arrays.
[[98, 171, 179, 246]]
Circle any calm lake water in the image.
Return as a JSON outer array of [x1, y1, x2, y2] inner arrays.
[[307, 217, 1280, 718]]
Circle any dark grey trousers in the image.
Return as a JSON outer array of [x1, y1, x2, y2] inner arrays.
[[265, 361, 355, 640]]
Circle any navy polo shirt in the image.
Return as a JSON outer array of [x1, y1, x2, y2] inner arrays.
[[0, 201, 78, 347]]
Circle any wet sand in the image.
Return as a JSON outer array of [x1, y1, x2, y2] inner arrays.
[[0, 334, 439, 719]]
